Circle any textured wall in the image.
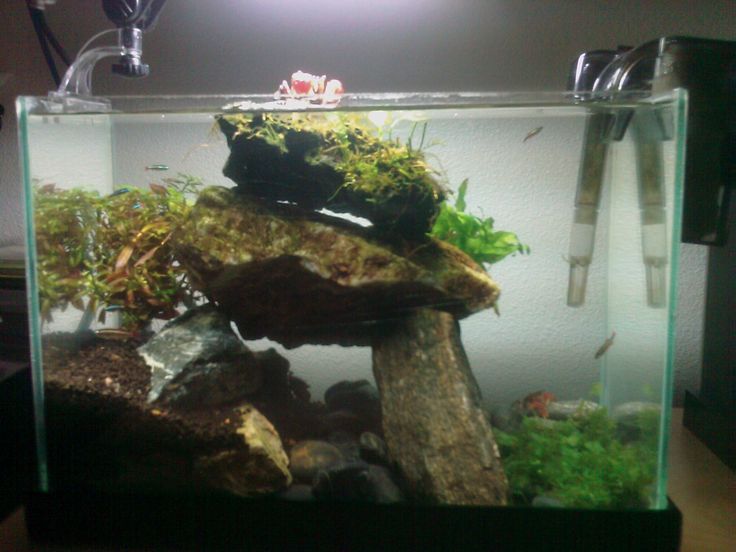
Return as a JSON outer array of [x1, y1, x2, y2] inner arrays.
[[21, 103, 704, 408], [2, 0, 731, 404]]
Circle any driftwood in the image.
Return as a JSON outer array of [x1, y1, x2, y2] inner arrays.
[[372, 308, 508, 505]]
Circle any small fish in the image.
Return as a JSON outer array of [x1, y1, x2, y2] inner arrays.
[[594, 331, 616, 359], [149, 182, 168, 195], [94, 328, 135, 341], [523, 126, 543, 143], [109, 187, 130, 197], [104, 305, 125, 312], [145, 164, 169, 171]]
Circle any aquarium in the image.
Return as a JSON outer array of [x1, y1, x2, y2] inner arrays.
[[17, 90, 686, 512]]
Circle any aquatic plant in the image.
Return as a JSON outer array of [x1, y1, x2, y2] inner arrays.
[[34, 174, 202, 331], [430, 179, 529, 266], [495, 408, 657, 509], [218, 112, 445, 238], [225, 112, 443, 205], [34, 185, 99, 319], [221, 112, 527, 264]]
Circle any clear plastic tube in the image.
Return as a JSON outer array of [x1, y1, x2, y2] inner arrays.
[[567, 110, 615, 306]]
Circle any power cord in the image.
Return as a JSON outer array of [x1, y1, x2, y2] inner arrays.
[[26, 1, 70, 87]]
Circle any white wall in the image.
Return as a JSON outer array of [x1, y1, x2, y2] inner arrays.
[[2, 0, 732, 404]]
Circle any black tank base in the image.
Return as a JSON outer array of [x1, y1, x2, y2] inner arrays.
[[26, 490, 681, 552]]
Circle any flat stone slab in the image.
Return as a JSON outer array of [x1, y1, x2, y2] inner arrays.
[[174, 187, 499, 347]]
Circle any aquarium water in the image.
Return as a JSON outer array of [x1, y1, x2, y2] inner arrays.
[[18, 92, 686, 510]]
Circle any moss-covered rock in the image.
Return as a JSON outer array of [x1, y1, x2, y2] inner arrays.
[[217, 113, 446, 239], [174, 187, 499, 347]]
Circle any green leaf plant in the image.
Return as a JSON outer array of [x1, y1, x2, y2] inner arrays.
[[430, 179, 529, 266]]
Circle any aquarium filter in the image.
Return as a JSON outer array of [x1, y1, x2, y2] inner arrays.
[[566, 46, 663, 306], [566, 36, 736, 307], [565, 108, 615, 307]]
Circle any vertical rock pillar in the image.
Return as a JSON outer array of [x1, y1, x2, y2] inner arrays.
[[372, 308, 508, 505]]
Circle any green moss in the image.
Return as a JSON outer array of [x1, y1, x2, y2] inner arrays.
[[223, 112, 444, 205], [496, 408, 658, 509], [218, 112, 446, 238], [34, 174, 202, 331]]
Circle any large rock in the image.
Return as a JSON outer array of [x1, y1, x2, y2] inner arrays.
[[138, 304, 262, 406], [372, 308, 508, 505], [217, 113, 446, 239], [194, 404, 292, 496], [174, 187, 499, 347]]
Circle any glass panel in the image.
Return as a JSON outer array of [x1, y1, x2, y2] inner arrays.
[[19, 91, 686, 508]]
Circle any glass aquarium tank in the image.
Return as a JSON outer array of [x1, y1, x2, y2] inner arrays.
[[17, 89, 686, 520]]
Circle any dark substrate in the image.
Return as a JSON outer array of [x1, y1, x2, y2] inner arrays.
[[40, 332, 334, 494]]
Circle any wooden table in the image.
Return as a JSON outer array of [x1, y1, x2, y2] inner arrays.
[[667, 408, 736, 551], [2, 408, 734, 551]]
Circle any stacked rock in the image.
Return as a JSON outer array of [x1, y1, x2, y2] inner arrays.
[[172, 110, 508, 505]]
